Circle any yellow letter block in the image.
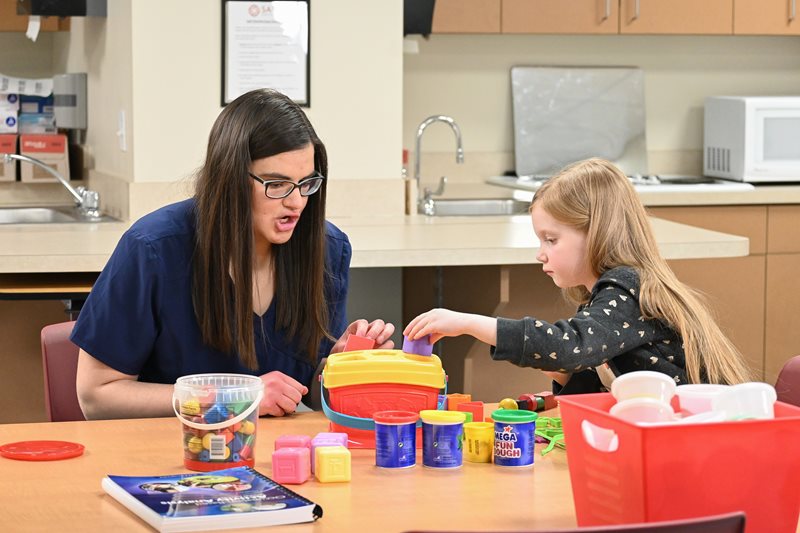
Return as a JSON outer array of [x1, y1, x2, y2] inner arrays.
[[314, 445, 351, 483]]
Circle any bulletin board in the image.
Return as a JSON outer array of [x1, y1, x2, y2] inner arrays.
[[221, 0, 310, 106]]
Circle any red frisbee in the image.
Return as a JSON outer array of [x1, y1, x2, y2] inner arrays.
[[0, 440, 85, 461]]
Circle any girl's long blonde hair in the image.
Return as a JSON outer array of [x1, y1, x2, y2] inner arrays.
[[532, 158, 750, 385]]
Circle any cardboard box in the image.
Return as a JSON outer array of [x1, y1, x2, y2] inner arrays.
[[0, 134, 17, 182], [0, 110, 17, 133], [20, 134, 69, 183], [19, 94, 54, 114], [18, 113, 57, 134], [0, 94, 20, 111]]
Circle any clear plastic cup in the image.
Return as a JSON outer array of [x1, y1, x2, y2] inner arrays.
[[611, 371, 677, 404], [173, 373, 264, 472], [711, 382, 777, 420], [675, 384, 729, 415], [609, 397, 675, 425]]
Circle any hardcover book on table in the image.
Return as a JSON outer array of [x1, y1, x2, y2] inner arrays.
[[102, 466, 322, 532]]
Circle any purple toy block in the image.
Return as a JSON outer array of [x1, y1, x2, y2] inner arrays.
[[271, 447, 311, 484], [275, 434, 312, 451], [402, 334, 433, 356], [311, 432, 349, 473]]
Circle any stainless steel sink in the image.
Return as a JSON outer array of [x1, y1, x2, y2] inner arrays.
[[0, 206, 120, 224], [424, 198, 530, 216]]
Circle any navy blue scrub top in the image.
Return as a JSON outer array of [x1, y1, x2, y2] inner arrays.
[[71, 198, 350, 389]]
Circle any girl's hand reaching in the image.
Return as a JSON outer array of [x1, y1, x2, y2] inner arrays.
[[403, 308, 498, 346]]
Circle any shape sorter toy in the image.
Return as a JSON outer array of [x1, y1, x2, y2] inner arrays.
[[457, 401, 484, 424], [447, 393, 472, 412], [271, 447, 311, 485], [321, 349, 446, 449], [343, 334, 376, 352], [402, 334, 433, 356], [315, 446, 351, 483]]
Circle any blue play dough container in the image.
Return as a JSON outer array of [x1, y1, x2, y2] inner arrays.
[[492, 409, 538, 467], [420, 410, 466, 469], [374, 410, 419, 469]]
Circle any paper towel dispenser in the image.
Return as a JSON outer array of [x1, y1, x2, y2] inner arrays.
[[53, 73, 87, 130]]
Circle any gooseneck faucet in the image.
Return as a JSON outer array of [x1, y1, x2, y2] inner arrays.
[[2, 152, 101, 218], [414, 115, 464, 215]]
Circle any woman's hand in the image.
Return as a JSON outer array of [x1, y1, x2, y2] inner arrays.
[[330, 319, 395, 354], [258, 371, 309, 416], [403, 308, 498, 346]]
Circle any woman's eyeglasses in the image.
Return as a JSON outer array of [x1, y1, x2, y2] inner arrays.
[[249, 172, 325, 199]]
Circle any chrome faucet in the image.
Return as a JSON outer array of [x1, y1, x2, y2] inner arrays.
[[414, 115, 464, 216], [2, 152, 101, 218]]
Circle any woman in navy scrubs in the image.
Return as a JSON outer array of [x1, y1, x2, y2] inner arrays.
[[72, 89, 394, 419]]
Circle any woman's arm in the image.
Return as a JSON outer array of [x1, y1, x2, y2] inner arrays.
[[76, 350, 174, 420]]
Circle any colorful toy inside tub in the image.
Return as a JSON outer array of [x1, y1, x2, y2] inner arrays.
[[321, 349, 447, 448]]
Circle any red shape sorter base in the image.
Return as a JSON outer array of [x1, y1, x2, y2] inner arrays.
[[327, 382, 439, 449]]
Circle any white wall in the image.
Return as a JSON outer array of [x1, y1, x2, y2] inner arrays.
[[54, 3, 134, 182], [126, 1, 403, 184], [404, 34, 800, 177]]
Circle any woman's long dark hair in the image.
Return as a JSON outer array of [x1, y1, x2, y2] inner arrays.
[[192, 89, 329, 370]]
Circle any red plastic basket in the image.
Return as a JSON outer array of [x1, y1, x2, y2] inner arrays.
[[558, 393, 800, 532]]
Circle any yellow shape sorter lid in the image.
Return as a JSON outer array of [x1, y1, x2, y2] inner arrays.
[[323, 349, 445, 390]]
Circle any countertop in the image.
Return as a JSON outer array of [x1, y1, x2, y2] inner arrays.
[[8, 179, 797, 273], [0, 212, 748, 273]]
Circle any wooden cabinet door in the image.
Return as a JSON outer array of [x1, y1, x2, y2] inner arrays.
[[502, 0, 619, 34], [765, 254, 800, 385], [0, 0, 69, 32], [432, 0, 501, 33], [620, 0, 732, 34], [735, 0, 800, 35]]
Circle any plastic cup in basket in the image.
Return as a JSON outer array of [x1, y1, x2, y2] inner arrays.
[[711, 382, 777, 421], [173, 373, 264, 472], [610, 370, 677, 404], [609, 397, 675, 425], [675, 383, 729, 415]]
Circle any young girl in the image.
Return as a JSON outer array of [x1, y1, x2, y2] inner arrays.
[[404, 158, 750, 394]]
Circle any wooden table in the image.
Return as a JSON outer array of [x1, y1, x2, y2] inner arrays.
[[0, 410, 576, 532]]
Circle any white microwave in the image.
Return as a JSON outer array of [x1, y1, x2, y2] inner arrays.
[[704, 96, 800, 183]]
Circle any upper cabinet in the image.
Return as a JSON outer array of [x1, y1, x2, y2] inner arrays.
[[0, 1, 70, 32], [734, 0, 800, 35], [431, 0, 502, 33], [502, 0, 619, 34], [619, 0, 733, 34], [421, 0, 800, 35]]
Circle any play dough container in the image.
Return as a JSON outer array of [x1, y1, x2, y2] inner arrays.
[[492, 409, 538, 467], [173, 373, 264, 472], [420, 410, 466, 469], [373, 410, 419, 468]]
